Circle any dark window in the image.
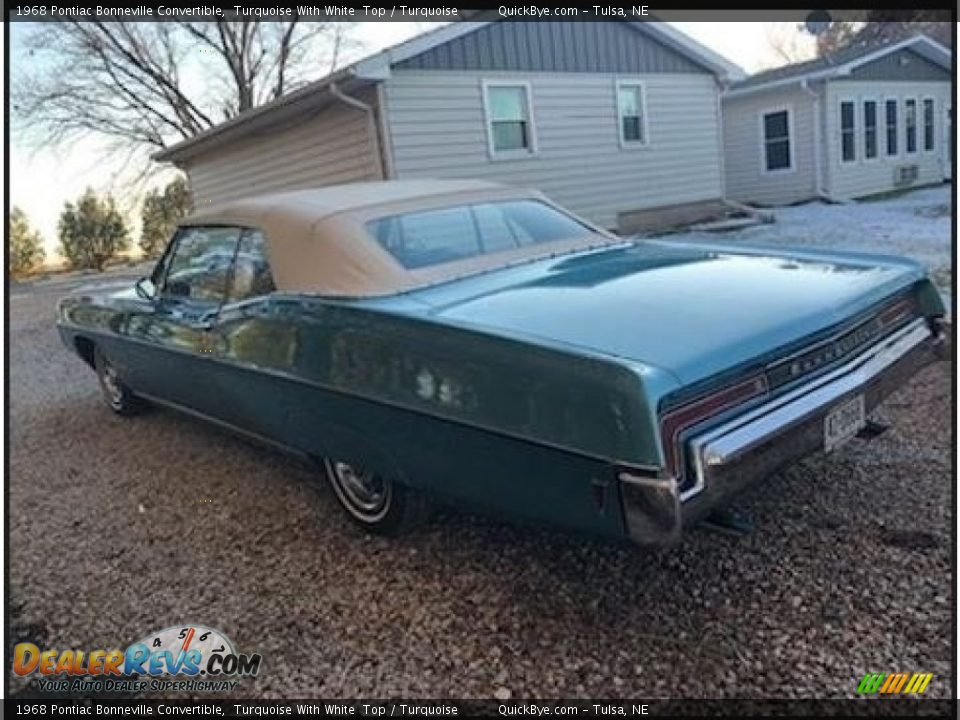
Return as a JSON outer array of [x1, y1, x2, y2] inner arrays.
[[923, 98, 935, 151], [367, 200, 593, 270], [618, 84, 646, 144], [228, 229, 276, 302], [949, 106, 954, 160], [487, 85, 533, 153], [762, 110, 791, 171], [163, 226, 242, 303], [885, 99, 898, 155], [905, 98, 917, 153], [840, 101, 856, 162], [863, 100, 877, 159]]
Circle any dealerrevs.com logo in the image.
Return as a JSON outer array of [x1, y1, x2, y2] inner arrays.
[[857, 672, 933, 695], [13, 624, 262, 693]]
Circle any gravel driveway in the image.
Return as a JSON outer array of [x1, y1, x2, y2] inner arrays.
[[8, 274, 953, 700]]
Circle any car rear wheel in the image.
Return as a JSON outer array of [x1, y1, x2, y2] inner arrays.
[[94, 347, 142, 416], [322, 458, 428, 535]]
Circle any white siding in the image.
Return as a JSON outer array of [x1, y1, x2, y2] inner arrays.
[[722, 85, 819, 206], [183, 89, 382, 207], [383, 70, 723, 229], [823, 80, 952, 199]]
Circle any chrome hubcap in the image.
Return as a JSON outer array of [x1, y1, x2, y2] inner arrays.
[[327, 460, 391, 521], [333, 462, 387, 511], [101, 363, 124, 405]]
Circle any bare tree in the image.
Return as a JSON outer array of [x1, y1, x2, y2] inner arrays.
[[815, 20, 861, 57], [850, 14, 951, 48], [764, 22, 817, 67], [13, 19, 354, 170], [815, 14, 952, 57]]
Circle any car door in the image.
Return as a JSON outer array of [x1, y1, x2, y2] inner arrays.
[[123, 225, 243, 417], [211, 228, 306, 443]]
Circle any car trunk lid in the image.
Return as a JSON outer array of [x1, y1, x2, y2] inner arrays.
[[409, 240, 930, 387]]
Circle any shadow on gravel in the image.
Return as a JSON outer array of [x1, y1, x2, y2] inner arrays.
[[877, 527, 942, 551]]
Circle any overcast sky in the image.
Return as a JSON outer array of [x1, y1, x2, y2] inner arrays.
[[10, 21, 817, 261]]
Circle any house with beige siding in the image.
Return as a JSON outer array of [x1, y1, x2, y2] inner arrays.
[[722, 35, 952, 206], [154, 20, 743, 232]]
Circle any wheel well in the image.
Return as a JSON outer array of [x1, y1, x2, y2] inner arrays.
[[74, 336, 96, 369]]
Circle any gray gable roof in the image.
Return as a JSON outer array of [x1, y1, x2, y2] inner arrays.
[[728, 34, 951, 95], [156, 20, 743, 164], [394, 21, 707, 75]]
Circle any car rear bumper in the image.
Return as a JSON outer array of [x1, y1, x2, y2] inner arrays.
[[619, 317, 945, 545]]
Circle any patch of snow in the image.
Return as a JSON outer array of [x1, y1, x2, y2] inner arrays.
[[676, 184, 953, 311]]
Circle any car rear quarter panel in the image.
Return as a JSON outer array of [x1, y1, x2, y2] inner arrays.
[[213, 297, 680, 537]]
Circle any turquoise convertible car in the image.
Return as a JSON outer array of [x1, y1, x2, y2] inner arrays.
[[57, 180, 948, 544]]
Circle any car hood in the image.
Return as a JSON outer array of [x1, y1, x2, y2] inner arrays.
[[406, 240, 931, 386]]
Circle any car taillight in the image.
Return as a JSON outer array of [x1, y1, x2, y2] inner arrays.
[[659, 374, 768, 478], [877, 296, 917, 330]]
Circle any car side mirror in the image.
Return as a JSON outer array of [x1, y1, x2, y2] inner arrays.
[[135, 277, 156, 301]]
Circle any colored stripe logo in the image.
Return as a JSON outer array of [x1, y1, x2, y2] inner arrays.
[[857, 672, 932, 695]]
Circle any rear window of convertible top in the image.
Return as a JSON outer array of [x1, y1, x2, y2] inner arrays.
[[365, 199, 593, 270]]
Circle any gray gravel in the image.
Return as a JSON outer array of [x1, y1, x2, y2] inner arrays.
[[9, 276, 953, 700]]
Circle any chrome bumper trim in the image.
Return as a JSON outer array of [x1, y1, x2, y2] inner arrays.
[[619, 474, 682, 545], [619, 317, 939, 545], [684, 318, 932, 502]]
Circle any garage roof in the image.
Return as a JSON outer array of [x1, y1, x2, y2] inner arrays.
[[726, 34, 951, 98]]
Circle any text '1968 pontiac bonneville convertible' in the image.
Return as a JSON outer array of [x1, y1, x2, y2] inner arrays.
[[57, 179, 948, 544]]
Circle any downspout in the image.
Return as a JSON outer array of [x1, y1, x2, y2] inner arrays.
[[717, 75, 774, 223], [715, 76, 728, 202], [330, 81, 391, 181], [801, 78, 830, 201]]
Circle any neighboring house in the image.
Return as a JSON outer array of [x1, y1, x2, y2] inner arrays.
[[722, 35, 953, 206], [154, 20, 743, 232]]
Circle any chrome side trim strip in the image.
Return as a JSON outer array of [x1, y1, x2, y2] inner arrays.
[[683, 318, 931, 502], [137, 392, 310, 459]]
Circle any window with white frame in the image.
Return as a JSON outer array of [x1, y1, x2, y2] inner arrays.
[[923, 98, 935, 151], [905, 98, 917, 153], [885, 99, 898, 156], [616, 82, 647, 146], [483, 82, 535, 156], [840, 101, 856, 162], [762, 108, 791, 172], [863, 100, 878, 159]]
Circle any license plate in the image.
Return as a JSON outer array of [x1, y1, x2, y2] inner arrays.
[[824, 394, 866, 452]]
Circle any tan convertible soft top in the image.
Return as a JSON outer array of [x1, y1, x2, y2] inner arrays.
[[183, 179, 619, 297]]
